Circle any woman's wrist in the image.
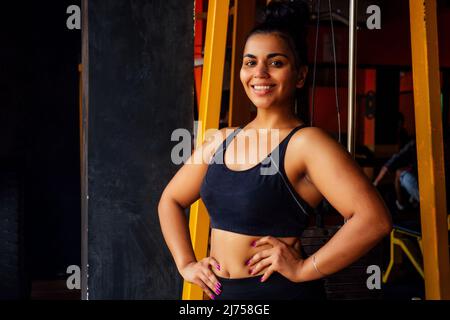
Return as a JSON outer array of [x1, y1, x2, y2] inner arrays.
[[294, 259, 306, 282], [312, 255, 328, 277], [295, 255, 328, 282], [177, 258, 197, 275]]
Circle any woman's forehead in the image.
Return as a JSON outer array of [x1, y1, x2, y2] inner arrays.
[[243, 33, 292, 57]]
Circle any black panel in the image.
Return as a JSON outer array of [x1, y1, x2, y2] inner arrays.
[[86, 0, 193, 299], [26, 0, 82, 281], [0, 0, 81, 294], [375, 67, 400, 144], [0, 1, 28, 298]]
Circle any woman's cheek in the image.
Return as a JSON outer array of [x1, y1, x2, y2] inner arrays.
[[239, 68, 247, 86]]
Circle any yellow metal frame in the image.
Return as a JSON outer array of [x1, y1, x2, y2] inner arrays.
[[383, 229, 424, 283], [409, 0, 450, 299], [182, 0, 231, 300], [383, 218, 450, 284]]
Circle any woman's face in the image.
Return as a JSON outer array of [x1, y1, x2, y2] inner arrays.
[[240, 33, 307, 110]]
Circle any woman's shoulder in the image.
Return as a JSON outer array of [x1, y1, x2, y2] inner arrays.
[[289, 126, 343, 157], [292, 126, 335, 144]]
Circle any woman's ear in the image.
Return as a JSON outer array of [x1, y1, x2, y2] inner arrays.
[[296, 66, 308, 88]]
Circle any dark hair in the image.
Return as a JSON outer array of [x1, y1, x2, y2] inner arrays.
[[246, 0, 310, 69]]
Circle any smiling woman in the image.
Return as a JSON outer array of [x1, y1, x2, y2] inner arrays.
[[240, 35, 308, 109], [158, 0, 392, 301]]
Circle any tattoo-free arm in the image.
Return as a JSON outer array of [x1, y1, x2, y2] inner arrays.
[[294, 128, 392, 282]]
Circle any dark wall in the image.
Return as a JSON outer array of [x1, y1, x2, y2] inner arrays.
[[85, 1, 193, 299], [0, 0, 81, 296], [0, 2, 28, 298], [25, 1, 82, 280]]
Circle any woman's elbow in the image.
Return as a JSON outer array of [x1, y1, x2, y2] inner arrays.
[[158, 189, 186, 215], [381, 220, 393, 236], [378, 211, 393, 236], [368, 194, 393, 236], [356, 207, 392, 238]]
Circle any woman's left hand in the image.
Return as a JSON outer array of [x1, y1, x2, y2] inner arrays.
[[247, 236, 304, 282]]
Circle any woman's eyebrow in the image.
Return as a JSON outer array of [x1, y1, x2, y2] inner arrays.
[[243, 53, 289, 59]]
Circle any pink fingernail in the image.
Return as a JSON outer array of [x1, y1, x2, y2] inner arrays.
[[215, 282, 221, 289], [211, 294, 215, 300], [216, 264, 220, 271], [260, 277, 264, 282], [250, 241, 256, 247], [249, 268, 253, 274], [245, 259, 251, 265], [215, 288, 221, 295]]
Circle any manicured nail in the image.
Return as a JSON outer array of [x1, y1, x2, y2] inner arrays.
[[216, 264, 221, 271], [211, 294, 215, 300], [260, 277, 264, 282], [250, 241, 256, 247], [249, 268, 253, 274], [245, 259, 251, 265], [215, 282, 221, 289], [215, 288, 221, 295]]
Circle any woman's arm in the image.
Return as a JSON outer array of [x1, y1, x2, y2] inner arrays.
[[158, 139, 212, 271], [295, 127, 392, 282], [157, 127, 236, 298], [158, 190, 197, 273]]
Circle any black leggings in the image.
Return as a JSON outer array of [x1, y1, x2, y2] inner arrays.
[[214, 272, 326, 300]]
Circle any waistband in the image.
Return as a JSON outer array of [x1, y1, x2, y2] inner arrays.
[[213, 271, 326, 300]]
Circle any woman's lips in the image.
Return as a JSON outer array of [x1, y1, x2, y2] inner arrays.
[[250, 84, 275, 96]]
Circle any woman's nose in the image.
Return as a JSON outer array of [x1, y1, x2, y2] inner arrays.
[[253, 64, 269, 78]]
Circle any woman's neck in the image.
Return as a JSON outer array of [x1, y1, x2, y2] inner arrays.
[[249, 105, 302, 130]]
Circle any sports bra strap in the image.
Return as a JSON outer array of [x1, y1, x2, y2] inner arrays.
[[210, 127, 241, 164], [281, 124, 307, 148], [224, 127, 242, 150], [270, 123, 311, 216], [278, 124, 308, 169]]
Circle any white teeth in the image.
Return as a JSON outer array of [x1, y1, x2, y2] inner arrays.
[[253, 85, 273, 90]]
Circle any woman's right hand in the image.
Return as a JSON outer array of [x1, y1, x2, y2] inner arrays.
[[179, 257, 223, 300]]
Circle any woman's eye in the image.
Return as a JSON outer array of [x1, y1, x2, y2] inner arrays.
[[243, 60, 283, 67], [271, 60, 283, 67]]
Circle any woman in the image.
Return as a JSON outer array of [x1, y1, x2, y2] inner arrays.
[[158, 0, 392, 300]]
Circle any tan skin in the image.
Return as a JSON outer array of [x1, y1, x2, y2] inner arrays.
[[158, 33, 392, 300]]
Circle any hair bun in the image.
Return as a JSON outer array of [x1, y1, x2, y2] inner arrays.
[[247, 0, 310, 67], [264, 0, 309, 35]]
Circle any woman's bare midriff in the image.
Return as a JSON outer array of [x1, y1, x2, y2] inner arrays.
[[209, 228, 303, 279]]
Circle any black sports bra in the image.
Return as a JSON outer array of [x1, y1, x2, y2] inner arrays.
[[199, 124, 314, 237]]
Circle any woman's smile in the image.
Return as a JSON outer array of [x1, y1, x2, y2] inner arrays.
[[251, 84, 276, 96]]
